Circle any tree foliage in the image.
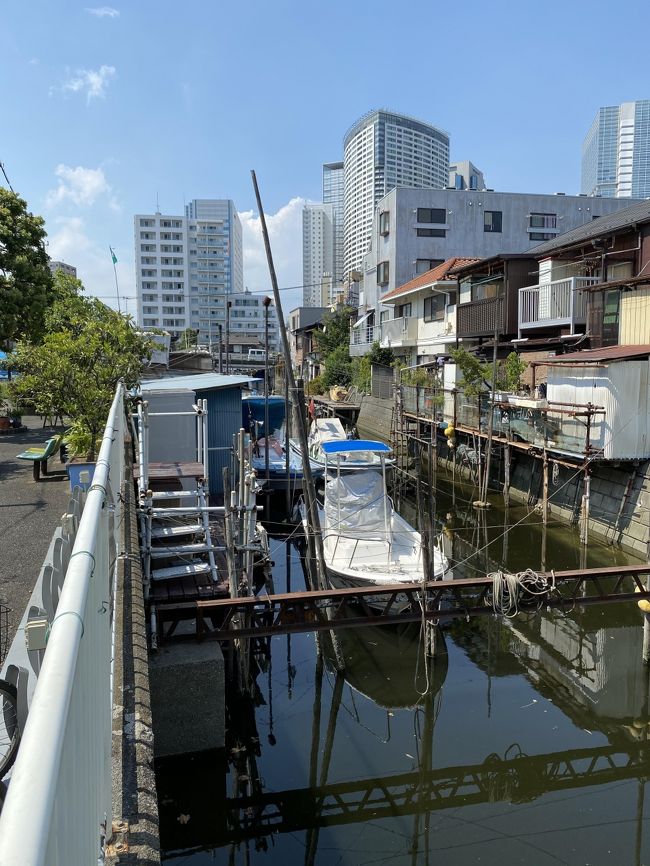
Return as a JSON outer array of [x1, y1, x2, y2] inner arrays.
[[0, 188, 53, 349], [352, 341, 395, 393], [313, 306, 353, 356], [8, 274, 153, 459], [321, 344, 353, 388], [450, 347, 490, 397], [496, 351, 528, 393]]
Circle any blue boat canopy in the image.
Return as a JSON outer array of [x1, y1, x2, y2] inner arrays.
[[321, 440, 392, 454]]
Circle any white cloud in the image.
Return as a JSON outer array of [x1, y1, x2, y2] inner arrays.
[[239, 197, 308, 313], [53, 65, 116, 103], [47, 216, 135, 313], [85, 6, 120, 17], [46, 164, 114, 208]]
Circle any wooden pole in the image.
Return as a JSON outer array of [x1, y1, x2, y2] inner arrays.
[[503, 443, 511, 506], [542, 449, 549, 525], [251, 170, 328, 592]]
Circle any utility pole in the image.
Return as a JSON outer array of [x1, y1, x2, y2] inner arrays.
[[475, 304, 500, 509], [218, 323, 223, 374], [251, 170, 328, 596]]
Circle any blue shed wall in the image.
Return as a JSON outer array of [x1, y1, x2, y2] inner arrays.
[[201, 386, 244, 495]]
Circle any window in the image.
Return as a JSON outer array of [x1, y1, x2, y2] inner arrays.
[[424, 294, 445, 322], [472, 280, 503, 302], [529, 232, 555, 241], [528, 213, 557, 229], [417, 208, 446, 224], [417, 228, 446, 238], [416, 258, 444, 275], [396, 302, 412, 318], [379, 210, 390, 235], [377, 261, 390, 286], [484, 211, 502, 232]]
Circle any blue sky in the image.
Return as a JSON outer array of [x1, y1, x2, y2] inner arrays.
[[2, 0, 649, 314]]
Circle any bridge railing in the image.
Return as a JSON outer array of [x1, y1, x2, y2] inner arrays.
[[0, 383, 126, 866]]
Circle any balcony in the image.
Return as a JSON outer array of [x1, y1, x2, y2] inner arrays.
[[380, 316, 418, 348], [350, 325, 375, 356], [518, 277, 599, 335], [456, 297, 504, 338]]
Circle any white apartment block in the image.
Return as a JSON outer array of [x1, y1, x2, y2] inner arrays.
[[343, 110, 450, 278], [135, 199, 243, 343], [302, 203, 334, 307], [228, 291, 279, 352]]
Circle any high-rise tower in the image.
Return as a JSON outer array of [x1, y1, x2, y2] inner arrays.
[[581, 101, 650, 198], [343, 110, 449, 276]]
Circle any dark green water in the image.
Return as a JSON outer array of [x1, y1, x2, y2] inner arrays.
[[158, 465, 650, 866]]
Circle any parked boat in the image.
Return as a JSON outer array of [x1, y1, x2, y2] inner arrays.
[[242, 394, 323, 490], [310, 440, 451, 608], [291, 417, 390, 468]]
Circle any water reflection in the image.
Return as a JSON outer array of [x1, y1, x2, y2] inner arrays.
[[159, 473, 650, 865]]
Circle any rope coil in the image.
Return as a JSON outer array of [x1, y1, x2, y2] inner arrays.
[[488, 568, 556, 618]]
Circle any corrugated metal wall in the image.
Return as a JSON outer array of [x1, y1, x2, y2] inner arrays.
[[620, 289, 650, 344], [202, 386, 244, 495], [547, 360, 650, 460]]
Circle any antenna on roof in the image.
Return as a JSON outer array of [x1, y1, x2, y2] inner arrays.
[[155, 192, 160, 215]]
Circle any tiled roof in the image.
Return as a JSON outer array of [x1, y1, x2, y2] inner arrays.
[[381, 257, 480, 302], [528, 199, 650, 257]]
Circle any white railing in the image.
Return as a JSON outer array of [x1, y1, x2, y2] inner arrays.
[[351, 325, 374, 346], [0, 383, 126, 866], [380, 316, 418, 347], [519, 276, 599, 333]]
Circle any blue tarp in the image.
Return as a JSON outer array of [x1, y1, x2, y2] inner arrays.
[[242, 396, 286, 438], [0, 351, 7, 379], [321, 439, 392, 454]]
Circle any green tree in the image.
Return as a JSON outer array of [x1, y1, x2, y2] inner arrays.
[[178, 327, 198, 349], [450, 346, 490, 397], [353, 341, 395, 393], [8, 287, 153, 459], [0, 188, 53, 349], [496, 351, 527, 392], [321, 344, 353, 388], [313, 306, 353, 356]]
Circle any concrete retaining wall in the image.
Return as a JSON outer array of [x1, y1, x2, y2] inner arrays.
[[357, 394, 393, 442], [438, 435, 650, 558], [109, 451, 160, 865]]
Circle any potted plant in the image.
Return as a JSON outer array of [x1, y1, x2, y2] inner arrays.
[[63, 422, 101, 492]]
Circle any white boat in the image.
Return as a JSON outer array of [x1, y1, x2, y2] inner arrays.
[[312, 440, 451, 609], [291, 418, 389, 468]]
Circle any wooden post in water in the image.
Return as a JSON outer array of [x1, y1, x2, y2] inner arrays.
[[542, 449, 549, 525], [503, 442, 511, 506]]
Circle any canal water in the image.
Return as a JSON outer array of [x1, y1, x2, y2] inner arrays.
[[158, 463, 650, 865]]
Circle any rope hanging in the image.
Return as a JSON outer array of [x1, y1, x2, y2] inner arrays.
[[488, 568, 556, 618]]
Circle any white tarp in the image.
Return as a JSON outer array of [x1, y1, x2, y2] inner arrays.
[[324, 469, 390, 534], [309, 418, 346, 452]]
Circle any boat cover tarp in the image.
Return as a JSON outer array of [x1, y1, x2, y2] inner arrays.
[[324, 469, 390, 534], [309, 418, 346, 450], [242, 396, 286, 438]]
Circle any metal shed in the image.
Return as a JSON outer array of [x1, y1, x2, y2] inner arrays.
[[140, 373, 256, 494], [544, 346, 650, 460]]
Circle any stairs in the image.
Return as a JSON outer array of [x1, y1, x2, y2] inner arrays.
[[140, 480, 220, 592]]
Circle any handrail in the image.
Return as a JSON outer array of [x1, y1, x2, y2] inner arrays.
[[0, 382, 125, 866]]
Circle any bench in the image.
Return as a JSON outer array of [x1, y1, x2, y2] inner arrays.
[[16, 436, 64, 481]]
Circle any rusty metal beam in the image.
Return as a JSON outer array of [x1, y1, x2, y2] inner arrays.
[[186, 564, 650, 641]]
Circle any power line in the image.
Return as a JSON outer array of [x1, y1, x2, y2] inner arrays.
[[0, 161, 15, 193]]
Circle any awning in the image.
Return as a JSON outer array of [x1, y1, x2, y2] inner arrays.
[[352, 310, 374, 328]]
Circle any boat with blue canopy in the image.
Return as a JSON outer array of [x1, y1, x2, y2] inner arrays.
[[306, 441, 451, 607]]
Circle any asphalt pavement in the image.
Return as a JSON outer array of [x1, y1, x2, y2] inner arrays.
[[0, 416, 70, 650]]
